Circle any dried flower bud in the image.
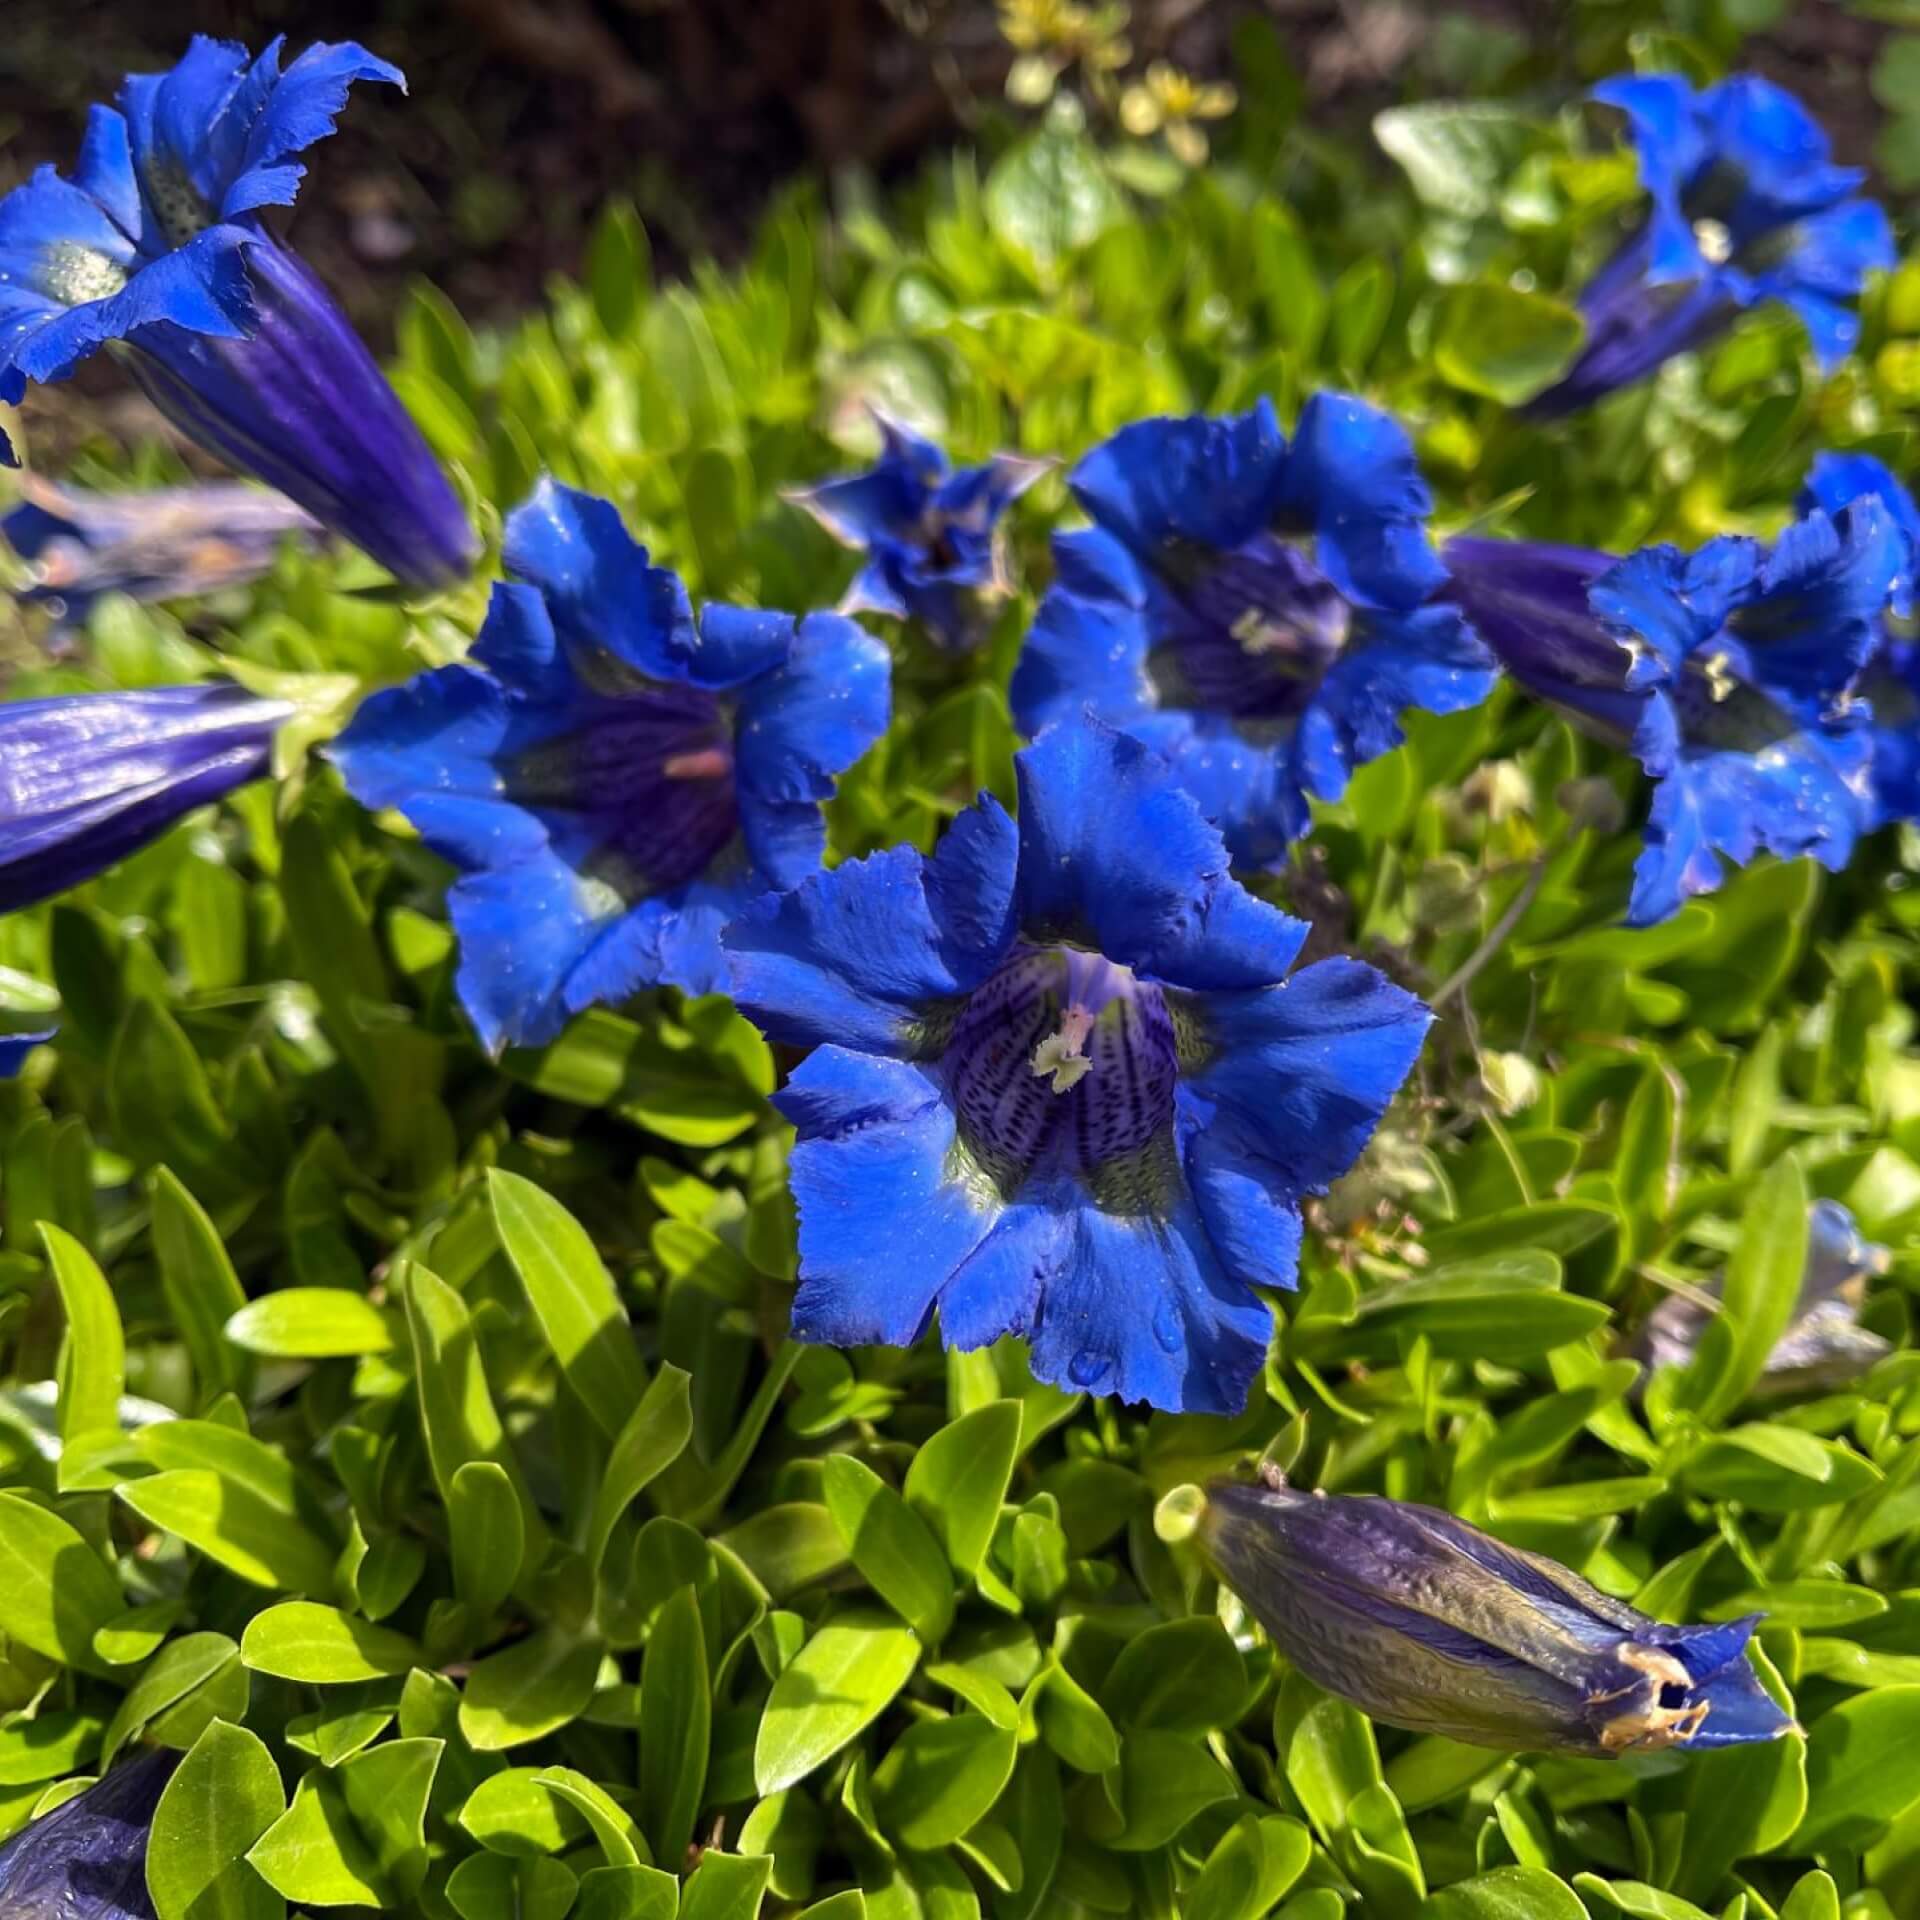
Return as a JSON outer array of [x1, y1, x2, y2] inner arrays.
[[1200, 1475, 1797, 1756]]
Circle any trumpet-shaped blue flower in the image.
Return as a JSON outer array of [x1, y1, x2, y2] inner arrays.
[[1799, 449, 1920, 830], [0, 1028, 56, 1077], [333, 478, 891, 1054], [1446, 499, 1901, 925], [1201, 1474, 1797, 1755], [0, 1746, 180, 1917], [1634, 1198, 1890, 1397], [4, 475, 320, 632], [1, 681, 289, 914], [0, 37, 477, 590], [1010, 396, 1495, 867], [1533, 73, 1893, 415], [787, 415, 1048, 650], [723, 721, 1431, 1414]]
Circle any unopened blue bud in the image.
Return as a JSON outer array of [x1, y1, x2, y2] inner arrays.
[[0, 1747, 180, 1917], [1201, 1474, 1797, 1757]]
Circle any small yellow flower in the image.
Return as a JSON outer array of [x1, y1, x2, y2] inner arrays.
[[998, 0, 1131, 71], [1117, 61, 1236, 166]]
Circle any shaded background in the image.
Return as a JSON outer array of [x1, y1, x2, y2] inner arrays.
[[0, 0, 1896, 348]]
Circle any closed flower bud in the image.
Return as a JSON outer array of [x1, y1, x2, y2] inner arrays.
[[1201, 1473, 1797, 1756], [0, 1746, 180, 1917]]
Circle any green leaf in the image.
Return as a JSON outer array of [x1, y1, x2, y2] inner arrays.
[[587, 1364, 693, 1576], [1100, 1617, 1246, 1734], [823, 1453, 955, 1642], [489, 1169, 650, 1441], [450, 1462, 526, 1625], [240, 1603, 423, 1684], [1186, 1814, 1313, 1920], [1683, 1424, 1880, 1510], [681, 1849, 772, 1920], [0, 1490, 122, 1672], [459, 1626, 604, 1752], [102, 1632, 242, 1767], [223, 1289, 395, 1359], [903, 1400, 1020, 1583], [1374, 102, 1533, 217], [151, 1169, 251, 1402], [0, 1712, 99, 1786], [148, 1719, 287, 1920], [459, 1768, 598, 1856], [447, 1853, 580, 1920], [116, 1469, 339, 1593], [403, 1263, 548, 1561], [246, 1738, 442, 1908], [1109, 1729, 1236, 1851], [1030, 1661, 1120, 1774], [872, 1711, 1018, 1851], [1432, 283, 1584, 405], [1698, 1157, 1810, 1420], [754, 1611, 923, 1794], [1424, 1866, 1585, 1920], [639, 1583, 710, 1868], [39, 1222, 125, 1476], [537, 1767, 649, 1868], [1794, 1685, 1920, 1850], [983, 128, 1124, 285], [577, 1863, 681, 1920]]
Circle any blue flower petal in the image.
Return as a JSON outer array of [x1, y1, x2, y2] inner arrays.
[[921, 792, 1021, 979], [1184, 1105, 1306, 1296], [1682, 1650, 1797, 1749], [733, 611, 891, 807], [839, 553, 913, 621], [1627, 694, 1870, 925], [1733, 501, 1901, 702], [468, 580, 575, 702], [0, 1028, 56, 1078], [1010, 530, 1157, 738], [1591, 539, 1759, 690], [72, 106, 143, 239], [781, 1049, 996, 1347], [1296, 601, 1496, 802], [1699, 75, 1862, 230], [224, 39, 405, 218], [1281, 390, 1448, 608], [502, 478, 699, 683], [1070, 400, 1290, 556], [1189, 955, 1433, 1196], [1021, 1183, 1272, 1413], [724, 847, 981, 1056], [1010, 722, 1308, 989]]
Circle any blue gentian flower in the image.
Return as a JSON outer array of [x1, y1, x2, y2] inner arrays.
[[1445, 500, 1901, 925], [1533, 73, 1894, 415], [722, 720, 1431, 1414], [0, 37, 477, 591], [1009, 396, 1496, 868], [0, 1028, 56, 1077], [1, 681, 290, 913], [0, 1746, 181, 1917], [786, 414, 1048, 650], [333, 477, 891, 1054], [1634, 1198, 1890, 1397], [4, 475, 319, 633], [1799, 450, 1920, 830], [1202, 1474, 1797, 1755]]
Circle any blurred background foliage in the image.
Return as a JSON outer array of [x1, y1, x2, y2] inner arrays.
[[5, 3, 1920, 1920]]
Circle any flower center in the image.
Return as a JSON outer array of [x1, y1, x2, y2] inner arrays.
[[943, 947, 1182, 1203], [145, 158, 216, 249], [505, 687, 737, 899], [1150, 534, 1350, 721], [38, 242, 130, 307], [1691, 217, 1734, 266]]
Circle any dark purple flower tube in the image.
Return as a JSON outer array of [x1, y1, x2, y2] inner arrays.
[[1441, 534, 1643, 744], [0, 1746, 181, 1918], [1201, 1474, 1796, 1756], [122, 235, 477, 592], [0, 681, 290, 912]]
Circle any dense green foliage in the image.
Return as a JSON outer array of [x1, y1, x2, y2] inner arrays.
[[5, 10, 1920, 1919]]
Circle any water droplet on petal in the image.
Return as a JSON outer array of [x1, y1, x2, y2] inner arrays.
[[1068, 1347, 1111, 1389], [1152, 1298, 1182, 1353]]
